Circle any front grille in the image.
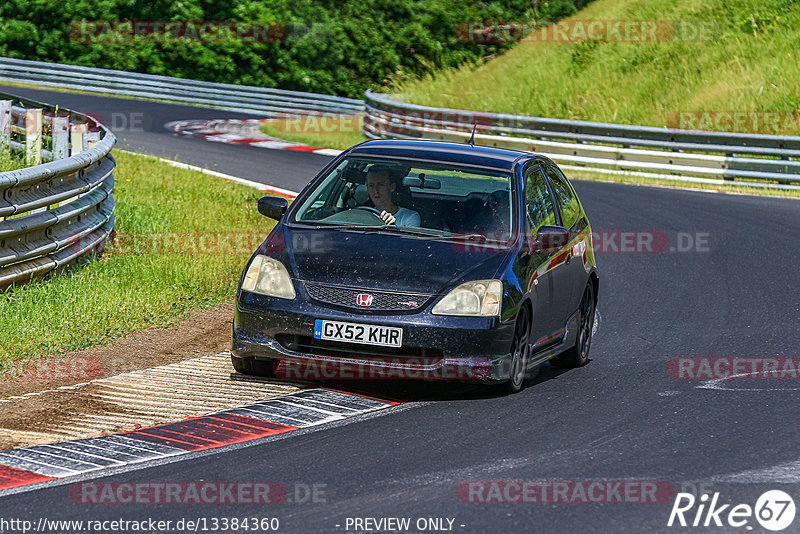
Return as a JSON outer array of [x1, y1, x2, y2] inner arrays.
[[304, 283, 431, 312], [276, 334, 443, 363]]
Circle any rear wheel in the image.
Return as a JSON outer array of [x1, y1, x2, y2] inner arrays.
[[231, 355, 274, 377], [550, 283, 596, 368], [503, 306, 531, 394]]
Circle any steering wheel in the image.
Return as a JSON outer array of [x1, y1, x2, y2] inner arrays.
[[349, 206, 383, 217], [317, 205, 385, 225]]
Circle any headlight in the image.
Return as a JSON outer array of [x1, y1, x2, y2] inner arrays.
[[241, 255, 296, 299], [432, 279, 503, 317]]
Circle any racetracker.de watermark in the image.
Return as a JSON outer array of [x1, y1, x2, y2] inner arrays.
[[2, 356, 103, 382], [667, 357, 800, 380], [61, 229, 712, 258], [68, 21, 286, 43], [457, 480, 674, 503], [103, 232, 266, 255], [457, 19, 718, 43], [80, 111, 151, 133], [273, 358, 491, 381], [451, 231, 710, 254], [268, 113, 362, 135], [69, 482, 326, 504], [668, 111, 800, 135]]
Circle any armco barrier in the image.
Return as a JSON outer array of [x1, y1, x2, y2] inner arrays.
[[0, 92, 115, 289], [3, 56, 797, 189], [363, 91, 800, 187], [0, 57, 364, 116]]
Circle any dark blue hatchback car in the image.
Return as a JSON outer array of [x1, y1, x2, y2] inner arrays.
[[231, 140, 598, 393]]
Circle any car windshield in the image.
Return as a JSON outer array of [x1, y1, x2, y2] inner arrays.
[[291, 157, 514, 239]]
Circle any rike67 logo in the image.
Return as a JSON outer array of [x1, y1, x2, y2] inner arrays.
[[668, 490, 796, 531]]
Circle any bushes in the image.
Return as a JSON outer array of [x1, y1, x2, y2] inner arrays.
[[0, 0, 593, 98]]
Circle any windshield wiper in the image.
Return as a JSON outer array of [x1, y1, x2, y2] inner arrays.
[[450, 233, 511, 244], [358, 226, 445, 239], [293, 223, 436, 237], [293, 222, 366, 230]]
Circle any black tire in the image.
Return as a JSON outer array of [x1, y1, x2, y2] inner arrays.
[[550, 283, 596, 368], [503, 306, 532, 394], [231, 355, 274, 377]]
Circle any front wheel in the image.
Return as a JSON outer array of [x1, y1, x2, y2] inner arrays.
[[503, 306, 532, 394], [550, 283, 596, 368]]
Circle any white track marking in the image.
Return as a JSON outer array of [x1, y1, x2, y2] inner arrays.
[[117, 149, 299, 196]]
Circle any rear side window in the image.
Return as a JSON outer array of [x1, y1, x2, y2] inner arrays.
[[524, 167, 557, 230], [545, 166, 580, 228]]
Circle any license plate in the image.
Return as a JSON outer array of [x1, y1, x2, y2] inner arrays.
[[313, 319, 402, 348]]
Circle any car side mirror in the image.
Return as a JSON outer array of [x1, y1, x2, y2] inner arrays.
[[535, 225, 569, 254], [258, 196, 288, 220]]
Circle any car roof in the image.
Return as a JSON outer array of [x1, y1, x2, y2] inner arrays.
[[347, 139, 548, 171]]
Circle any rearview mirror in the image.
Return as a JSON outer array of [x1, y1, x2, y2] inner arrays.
[[258, 196, 288, 220], [403, 175, 441, 189], [535, 225, 569, 254]]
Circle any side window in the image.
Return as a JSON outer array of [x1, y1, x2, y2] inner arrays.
[[524, 167, 557, 230], [545, 166, 580, 228]]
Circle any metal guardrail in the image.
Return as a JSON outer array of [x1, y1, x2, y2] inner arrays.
[[3, 57, 795, 188], [363, 91, 800, 187], [0, 57, 364, 116], [0, 92, 115, 289]]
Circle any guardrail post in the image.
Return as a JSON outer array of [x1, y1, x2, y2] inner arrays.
[[70, 122, 87, 156], [0, 100, 10, 151], [85, 131, 101, 150], [50, 114, 70, 160], [25, 108, 43, 165]]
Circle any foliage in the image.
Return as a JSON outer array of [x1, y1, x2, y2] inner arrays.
[[0, 0, 593, 98]]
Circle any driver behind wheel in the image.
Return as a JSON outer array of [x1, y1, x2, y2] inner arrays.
[[366, 165, 420, 227]]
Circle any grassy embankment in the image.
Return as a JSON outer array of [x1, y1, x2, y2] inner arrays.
[[396, 0, 800, 124], [0, 151, 274, 372]]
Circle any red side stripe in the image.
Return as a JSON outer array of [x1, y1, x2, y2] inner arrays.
[[224, 138, 266, 144], [124, 415, 298, 452], [202, 413, 299, 432], [261, 189, 297, 199], [0, 464, 56, 490], [284, 145, 321, 152], [180, 417, 297, 445]]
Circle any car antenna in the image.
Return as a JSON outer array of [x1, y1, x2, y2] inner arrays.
[[467, 121, 477, 146]]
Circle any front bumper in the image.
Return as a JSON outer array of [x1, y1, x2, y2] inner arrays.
[[231, 292, 515, 383]]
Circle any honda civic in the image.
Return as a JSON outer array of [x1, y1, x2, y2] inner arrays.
[[231, 140, 598, 393]]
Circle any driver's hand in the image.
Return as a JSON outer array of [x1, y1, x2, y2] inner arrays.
[[380, 210, 396, 225]]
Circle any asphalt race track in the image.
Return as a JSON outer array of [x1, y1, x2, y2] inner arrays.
[[2, 85, 800, 533]]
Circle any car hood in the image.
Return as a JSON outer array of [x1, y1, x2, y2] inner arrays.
[[264, 225, 512, 295]]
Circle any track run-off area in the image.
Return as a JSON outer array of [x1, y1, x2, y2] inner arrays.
[[1, 85, 800, 533]]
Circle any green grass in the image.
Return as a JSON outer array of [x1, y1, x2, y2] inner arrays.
[[259, 115, 367, 151], [392, 0, 800, 128], [0, 151, 274, 373], [0, 148, 25, 172]]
